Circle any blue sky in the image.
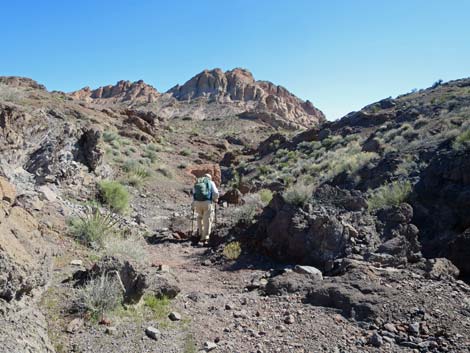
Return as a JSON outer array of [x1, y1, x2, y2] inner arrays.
[[2, 0, 470, 120]]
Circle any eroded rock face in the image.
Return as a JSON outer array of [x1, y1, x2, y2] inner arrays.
[[186, 164, 222, 187], [76, 128, 103, 171], [255, 185, 374, 270], [255, 185, 422, 271], [70, 80, 160, 104], [414, 149, 470, 275], [168, 68, 325, 129], [0, 178, 53, 353]]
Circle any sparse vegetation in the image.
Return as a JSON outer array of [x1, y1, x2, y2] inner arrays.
[[223, 241, 242, 260], [98, 180, 129, 213], [367, 180, 412, 211], [233, 203, 258, 224], [143, 294, 170, 320], [69, 208, 117, 247], [452, 129, 470, 150], [283, 181, 315, 206], [77, 274, 123, 320], [180, 148, 191, 156], [258, 189, 273, 205], [103, 131, 118, 143], [103, 235, 149, 263]]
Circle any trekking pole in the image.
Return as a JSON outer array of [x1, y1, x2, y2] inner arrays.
[[214, 203, 218, 231], [191, 209, 195, 238]]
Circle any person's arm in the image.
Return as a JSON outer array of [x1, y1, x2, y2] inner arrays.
[[211, 181, 219, 201]]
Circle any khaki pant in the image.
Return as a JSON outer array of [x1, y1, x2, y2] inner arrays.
[[193, 200, 214, 241]]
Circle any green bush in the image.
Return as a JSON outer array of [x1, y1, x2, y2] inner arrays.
[[367, 180, 412, 211], [70, 209, 117, 247], [143, 294, 170, 319], [282, 182, 315, 206], [452, 129, 470, 150], [258, 189, 273, 205], [223, 241, 242, 260], [98, 180, 129, 213]]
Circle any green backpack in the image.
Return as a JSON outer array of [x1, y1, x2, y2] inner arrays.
[[194, 177, 212, 201]]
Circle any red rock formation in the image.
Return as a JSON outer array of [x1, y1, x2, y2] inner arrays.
[[186, 164, 222, 187]]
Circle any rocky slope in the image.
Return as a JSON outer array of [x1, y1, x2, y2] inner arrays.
[[71, 68, 325, 129], [1, 75, 470, 353]]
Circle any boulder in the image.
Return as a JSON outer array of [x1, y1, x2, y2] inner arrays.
[[75, 256, 181, 303], [293, 265, 323, 281], [265, 272, 318, 296], [220, 189, 243, 205], [187, 164, 222, 186], [424, 258, 460, 280]]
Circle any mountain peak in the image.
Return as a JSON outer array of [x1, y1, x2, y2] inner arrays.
[[167, 68, 324, 127]]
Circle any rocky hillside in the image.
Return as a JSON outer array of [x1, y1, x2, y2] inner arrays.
[[1, 74, 470, 353], [71, 68, 325, 129], [70, 80, 161, 104]]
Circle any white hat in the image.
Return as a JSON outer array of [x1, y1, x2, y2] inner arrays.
[[204, 173, 212, 179]]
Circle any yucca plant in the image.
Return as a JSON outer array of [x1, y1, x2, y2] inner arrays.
[[70, 208, 118, 248]]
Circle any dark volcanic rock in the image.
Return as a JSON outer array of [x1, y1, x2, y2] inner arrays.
[[255, 185, 377, 270], [76, 128, 103, 171], [414, 149, 470, 275]]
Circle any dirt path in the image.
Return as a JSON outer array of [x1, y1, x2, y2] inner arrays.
[[148, 240, 384, 353]]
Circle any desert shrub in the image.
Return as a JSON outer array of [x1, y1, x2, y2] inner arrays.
[[180, 148, 191, 156], [156, 166, 173, 178], [98, 180, 129, 213], [142, 149, 157, 163], [77, 274, 122, 319], [103, 235, 148, 263], [258, 189, 273, 205], [234, 203, 258, 224], [70, 209, 118, 247], [414, 117, 428, 129], [223, 241, 242, 260], [103, 132, 118, 143], [283, 181, 315, 206], [452, 129, 470, 150], [367, 180, 412, 211]]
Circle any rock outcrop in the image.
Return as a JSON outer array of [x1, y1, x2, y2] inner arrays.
[[70, 80, 160, 104], [168, 68, 324, 128], [0, 177, 54, 353]]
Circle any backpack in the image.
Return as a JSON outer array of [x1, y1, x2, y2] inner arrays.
[[193, 177, 212, 201]]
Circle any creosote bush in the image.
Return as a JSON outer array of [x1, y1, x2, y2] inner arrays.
[[98, 180, 129, 213], [283, 181, 315, 206], [70, 208, 117, 248], [367, 180, 412, 211]]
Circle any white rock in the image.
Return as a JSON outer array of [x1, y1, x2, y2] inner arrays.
[[38, 185, 57, 202], [203, 341, 217, 351], [293, 265, 323, 280], [169, 312, 181, 321], [145, 326, 160, 340], [70, 259, 83, 266]]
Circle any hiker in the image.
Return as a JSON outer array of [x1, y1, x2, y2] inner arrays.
[[192, 173, 219, 245]]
